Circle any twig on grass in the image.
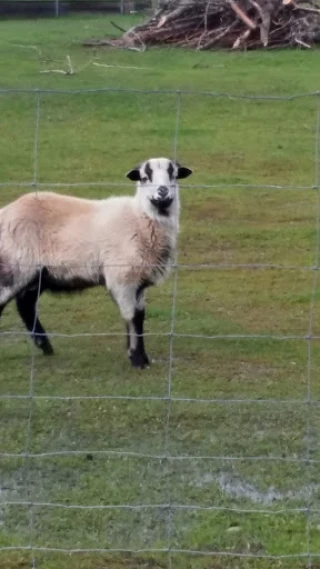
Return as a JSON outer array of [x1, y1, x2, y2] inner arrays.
[[93, 62, 151, 70], [40, 54, 75, 75]]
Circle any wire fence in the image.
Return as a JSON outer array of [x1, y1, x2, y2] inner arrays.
[[0, 86, 320, 567], [0, 0, 154, 18]]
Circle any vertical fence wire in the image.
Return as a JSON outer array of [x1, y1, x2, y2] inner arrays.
[[164, 89, 182, 569], [33, 92, 41, 188], [23, 91, 41, 569]]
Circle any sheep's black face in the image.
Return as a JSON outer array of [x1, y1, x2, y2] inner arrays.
[[126, 157, 192, 216]]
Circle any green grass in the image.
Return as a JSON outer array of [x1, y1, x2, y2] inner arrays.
[[1, 13, 320, 569]]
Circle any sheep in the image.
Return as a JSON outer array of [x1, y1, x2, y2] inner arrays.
[[0, 157, 192, 368]]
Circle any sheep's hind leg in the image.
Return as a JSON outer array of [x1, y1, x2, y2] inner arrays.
[[0, 286, 18, 320], [16, 288, 54, 355], [110, 284, 150, 369]]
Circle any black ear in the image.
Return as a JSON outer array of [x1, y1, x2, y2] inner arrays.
[[126, 168, 141, 182], [177, 166, 193, 180]]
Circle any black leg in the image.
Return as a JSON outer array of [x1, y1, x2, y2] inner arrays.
[[16, 289, 54, 355], [126, 323, 130, 351], [0, 303, 6, 319], [109, 283, 151, 369], [129, 308, 150, 369]]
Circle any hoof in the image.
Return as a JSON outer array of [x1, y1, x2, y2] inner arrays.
[[129, 351, 150, 369], [34, 337, 54, 356], [42, 343, 54, 356], [143, 353, 150, 366]]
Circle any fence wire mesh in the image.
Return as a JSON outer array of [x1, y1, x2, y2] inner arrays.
[[0, 86, 320, 566]]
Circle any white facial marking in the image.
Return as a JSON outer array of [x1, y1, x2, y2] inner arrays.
[[136, 157, 179, 218]]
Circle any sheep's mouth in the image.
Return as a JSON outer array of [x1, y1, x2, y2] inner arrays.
[[150, 197, 173, 211]]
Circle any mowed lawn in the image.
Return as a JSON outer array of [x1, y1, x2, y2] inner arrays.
[[1, 14, 320, 569]]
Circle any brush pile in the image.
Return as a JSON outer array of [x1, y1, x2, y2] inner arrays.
[[85, 0, 320, 50]]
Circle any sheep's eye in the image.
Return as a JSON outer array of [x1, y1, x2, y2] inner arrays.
[[141, 176, 148, 183]]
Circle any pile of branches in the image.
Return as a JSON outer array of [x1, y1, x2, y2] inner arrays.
[[85, 0, 320, 50]]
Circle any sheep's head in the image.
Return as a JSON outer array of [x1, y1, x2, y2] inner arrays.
[[126, 157, 192, 218]]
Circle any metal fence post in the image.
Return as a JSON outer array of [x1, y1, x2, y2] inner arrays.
[[55, 0, 60, 16]]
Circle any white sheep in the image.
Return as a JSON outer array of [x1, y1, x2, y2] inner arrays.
[[0, 157, 192, 368]]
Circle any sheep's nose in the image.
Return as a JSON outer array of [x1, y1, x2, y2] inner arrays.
[[158, 186, 169, 199]]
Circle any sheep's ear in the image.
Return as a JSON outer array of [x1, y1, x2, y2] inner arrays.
[[177, 165, 193, 180], [126, 167, 141, 182]]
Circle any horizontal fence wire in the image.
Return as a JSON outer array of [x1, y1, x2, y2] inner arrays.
[[0, 502, 315, 514], [1, 262, 320, 270], [0, 85, 320, 563], [0, 545, 319, 559], [0, 394, 316, 403], [1, 330, 320, 339], [0, 450, 319, 462], [1, 87, 320, 98], [0, 182, 316, 189]]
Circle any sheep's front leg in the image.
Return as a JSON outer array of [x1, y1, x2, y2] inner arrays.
[[134, 285, 150, 367], [110, 284, 150, 369], [126, 308, 150, 368]]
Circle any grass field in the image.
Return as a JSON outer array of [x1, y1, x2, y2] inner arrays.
[[1, 13, 320, 569]]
